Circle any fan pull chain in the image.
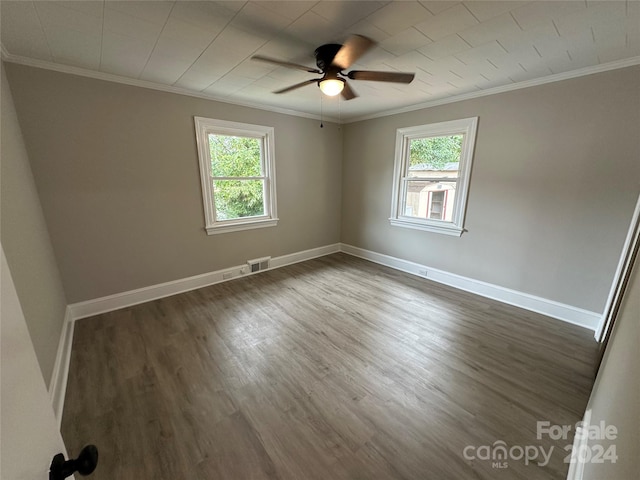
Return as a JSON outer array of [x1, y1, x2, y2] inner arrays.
[[320, 92, 324, 128]]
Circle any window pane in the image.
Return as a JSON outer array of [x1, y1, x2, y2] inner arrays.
[[209, 134, 262, 177], [213, 179, 265, 220], [403, 180, 457, 222], [408, 135, 462, 177]]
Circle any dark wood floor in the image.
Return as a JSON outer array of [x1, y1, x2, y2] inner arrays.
[[62, 253, 598, 479]]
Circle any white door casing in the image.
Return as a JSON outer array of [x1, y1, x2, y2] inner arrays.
[[1, 245, 74, 479]]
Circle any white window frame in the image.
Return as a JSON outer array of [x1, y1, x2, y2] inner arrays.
[[390, 117, 478, 237], [194, 117, 278, 235]]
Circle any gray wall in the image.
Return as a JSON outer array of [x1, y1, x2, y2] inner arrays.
[[5, 64, 343, 303], [5, 62, 639, 316], [1, 63, 68, 386], [342, 66, 640, 313], [581, 254, 639, 480]]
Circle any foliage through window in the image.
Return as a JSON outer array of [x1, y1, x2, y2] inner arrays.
[[195, 118, 277, 234], [390, 117, 478, 236]]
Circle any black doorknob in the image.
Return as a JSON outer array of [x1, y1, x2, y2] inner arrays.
[[49, 445, 98, 480]]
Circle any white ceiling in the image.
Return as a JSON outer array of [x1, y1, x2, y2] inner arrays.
[[2, 0, 639, 121]]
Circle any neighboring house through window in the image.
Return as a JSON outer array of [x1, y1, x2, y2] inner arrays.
[[194, 117, 278, 235], [390, 117, 478, 236]]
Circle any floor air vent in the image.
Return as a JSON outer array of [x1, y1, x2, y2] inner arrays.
[[247, 256, 271, 273]]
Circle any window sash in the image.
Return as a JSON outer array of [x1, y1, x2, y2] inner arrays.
[[389, 117, 478, 236], [195, 117, 278, 235]]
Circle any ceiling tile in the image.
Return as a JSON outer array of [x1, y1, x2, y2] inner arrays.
[[380, 28, 431, 56], [510, 1, 587, 31], [0, 1, 52, 61], [152, 17, 216, 60], [213, 1, 246, 14], [213, 25, 268, 57], [554, 0, 626, 36], [139, 52, 193, 84], [51, 1, 103, 17], [229, 59, 280, 80], [254, 1, 317, 21], [104, 7, 165, 40], [174, 64, 227, 91], [34, 1, 102, 35], [383, 50, 433, 71], [312, 1, 386, 29], [283, 11, 341, 46], [418, 2, 460, 16], [189, 40, 248, 73], [497, 21, 559, 54], [170, 1, 235, 31], [533, 34, 570, 59], [106, 1, 174, 25], [418, 34, 470, 60], [232, 2, 295, 38], [506, 61, 550, 81], [458, 12, 523, 47], [367, 1, 433, 36], [46, 28, 101, 69], [249, 75, 286, 89], [463, 1, 528, 22], [208, 74, 257, 94], [100, 31, 156, 77], [454, 40, 507, 66], [414, 3, 479, 41], [488, 45, 541, 71]]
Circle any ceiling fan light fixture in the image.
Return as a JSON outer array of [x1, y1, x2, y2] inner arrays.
[[319, 78, 345, 96]]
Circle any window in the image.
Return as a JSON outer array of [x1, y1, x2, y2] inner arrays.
[[194, 117, 278, 235], [390, 117, 478, 236]]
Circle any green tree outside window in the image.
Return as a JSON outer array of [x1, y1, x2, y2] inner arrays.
[[209, 134, 265, 220]]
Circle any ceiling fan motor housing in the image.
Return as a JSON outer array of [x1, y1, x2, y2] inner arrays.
[[314, 44, 343, 72]]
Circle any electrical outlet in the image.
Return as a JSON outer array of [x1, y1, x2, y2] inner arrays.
[[418, 269, 428, 277], [240, 267, 247, 275]]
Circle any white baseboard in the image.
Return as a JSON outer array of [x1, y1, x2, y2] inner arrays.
[[56, 241, 599, 421], [270, 243, 341, 269], [340, 243, 601, 331], [68, 243, 341, 321], [566, 409, 591, 480], [48, 306, 75, 428]]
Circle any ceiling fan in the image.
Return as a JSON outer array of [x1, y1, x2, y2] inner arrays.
[[251, 35, 415, 100]]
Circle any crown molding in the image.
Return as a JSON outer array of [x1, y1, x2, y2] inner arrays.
[[3, 49, 639, 125], [1, 52, 341, 123], [346, 56, 640, 123]]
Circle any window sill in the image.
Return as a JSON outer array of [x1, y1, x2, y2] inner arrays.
[[206, 218, 279, 235], [389, 218, 463, 237]]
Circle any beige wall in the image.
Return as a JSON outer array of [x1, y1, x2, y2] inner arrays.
[[342, 66, 640, 313], [579, 254, 639, 479], [4, 62, 639, 316], [1, 63, 68, 386], [5, 64, 342, 303]]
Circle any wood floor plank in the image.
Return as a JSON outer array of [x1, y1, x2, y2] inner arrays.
[[62, 253, 598, 479]]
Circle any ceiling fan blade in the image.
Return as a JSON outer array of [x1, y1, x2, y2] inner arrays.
[[347, 70, 415, 83], [273, 79, 319, 94], [252, 55, 321, 74], [332, 35, 375, 70], [341, 81, 357, 100]]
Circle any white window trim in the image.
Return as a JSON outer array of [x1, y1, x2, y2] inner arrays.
[[194, 117, 278, 235], [389, 117, 478, 237]]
